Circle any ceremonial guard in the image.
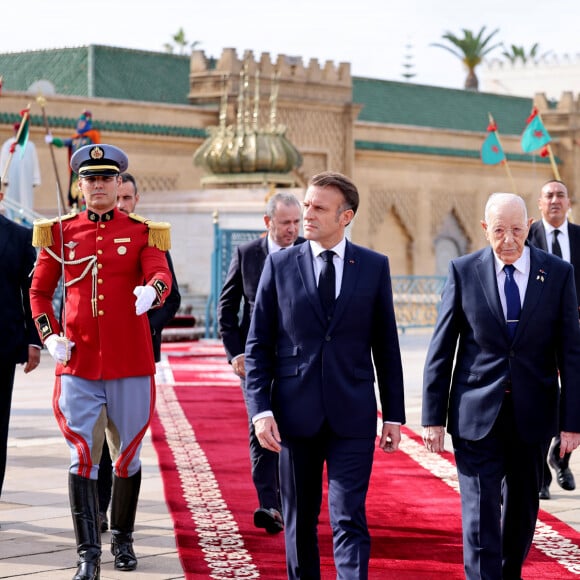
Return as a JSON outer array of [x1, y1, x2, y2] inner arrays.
[[30, 144, 172, 579]]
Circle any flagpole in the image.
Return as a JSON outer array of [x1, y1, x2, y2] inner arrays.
[[0, 104, 31, 186], [545, 144, 561, 181], [36, 95, 67, 210], [36, 95, 68, 339], [488, 113, 518, 194], [535, 110, 561, 181]]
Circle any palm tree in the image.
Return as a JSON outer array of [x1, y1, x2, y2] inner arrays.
[[501, 43, 552, 64], [432, 26, 502, 91], [163, 28, 200, 55]]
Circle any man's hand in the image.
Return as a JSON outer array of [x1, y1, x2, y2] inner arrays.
[[379, 423, 401, 453], [231, 355, 245, 378], [422, 425, 446, 453], [254, 416, 281, 453], [134, 285, 156, 315], [560, 432, 580, 455], [23, 346, 41, 373], [45, 334, 75, 364], [44, 134, 53, 145]]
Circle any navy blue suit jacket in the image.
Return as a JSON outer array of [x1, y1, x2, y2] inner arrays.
[[0, 215, 41, 362], [528, 219, 580, 312], [422, 245, 580, 443], [245, 240, 405, 439], [218, 235, 305, 363]]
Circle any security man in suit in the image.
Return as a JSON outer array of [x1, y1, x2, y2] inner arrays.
[[218, 192, 303, 534], [245, 172, 405, 579], [528, 179, 580, 499], [30, 144, 172, 579], [423, 193, 580, 579], [0, 191, 42, 508]]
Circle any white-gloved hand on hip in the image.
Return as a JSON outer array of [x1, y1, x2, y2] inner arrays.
[[45, 334, 75, 364], [134, 285, 156, 315]]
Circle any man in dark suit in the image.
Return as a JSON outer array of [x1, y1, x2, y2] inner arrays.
[[218, 192, 303, 534], [527, 179, 579, 499], [245, 172, 405, 579], [0, 192, 42, 507], [422, 192, 580, 580]]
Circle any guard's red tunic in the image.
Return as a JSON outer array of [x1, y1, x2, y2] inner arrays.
[[30, 209, 172, 379]]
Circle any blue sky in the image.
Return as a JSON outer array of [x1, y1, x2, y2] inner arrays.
[[3, 0, 578, 90]]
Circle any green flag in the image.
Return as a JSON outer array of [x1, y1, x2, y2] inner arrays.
[[10, 109, 30, 159]]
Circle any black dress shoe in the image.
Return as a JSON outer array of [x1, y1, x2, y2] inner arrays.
[[539, 484, 551, 500], [549, 456, 576, 491], [253, 507, 284, 534]]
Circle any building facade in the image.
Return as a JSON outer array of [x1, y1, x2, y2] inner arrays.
[[1, 45, 577, 304]]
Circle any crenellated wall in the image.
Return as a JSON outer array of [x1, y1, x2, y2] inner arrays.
[[188, 48, 358, 181]]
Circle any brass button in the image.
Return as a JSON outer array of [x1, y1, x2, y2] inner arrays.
[[98, 294, 104, 300], [97, 249, 103, 255], [98, 310, 104, 316], [98, 278, 103, 284], [97, 236, 103, 241], [97, 263, 102, 270], [100, 223, 105, 228]]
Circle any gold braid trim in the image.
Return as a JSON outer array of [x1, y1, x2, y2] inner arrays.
[[128, 213, 171, 251], [32, 213, 77, 248], [147, 221, 171, 251], [32, 219, 54, 248]]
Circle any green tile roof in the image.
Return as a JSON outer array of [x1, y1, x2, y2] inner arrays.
[[0, 46, 543, 155], [353, 77, 533, 136], [355, 140, 552, 164], [0, 45, 190, 104]]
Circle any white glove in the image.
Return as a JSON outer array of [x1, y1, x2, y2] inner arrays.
[[45, 334, 75, 364], [134, 285, 156, 315], [44, 134, 53, 144]]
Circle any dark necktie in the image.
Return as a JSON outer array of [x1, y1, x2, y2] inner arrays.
[[503, 264, 521, 339], [552, 229, 563, 258], [318, 250, 336, 319]]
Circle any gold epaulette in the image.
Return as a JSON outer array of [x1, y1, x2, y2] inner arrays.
[[32, 213, 77, 248], [129, 213, 171, 251]]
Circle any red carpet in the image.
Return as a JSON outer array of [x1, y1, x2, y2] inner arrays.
[[151, 340, 580, 578]]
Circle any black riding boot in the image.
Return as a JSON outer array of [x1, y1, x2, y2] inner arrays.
[[68, 473, 101, 580], [110, 469, 141, 571]]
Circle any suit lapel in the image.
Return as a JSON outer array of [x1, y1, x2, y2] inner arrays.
[[296, 242, 325, 322], [296, 241, 359, 326], [532, 221, 549, 251], [331, 241, 359, 324], [250, 237, 268, 280], [476, 248, 505, 330], [517, 247, 548, 338]]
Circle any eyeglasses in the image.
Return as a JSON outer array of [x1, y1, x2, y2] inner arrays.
[[490, 226, 527, 239]]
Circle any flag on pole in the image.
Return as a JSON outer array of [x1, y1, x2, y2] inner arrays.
[[482, 113, 518, 193], [521, 107, 551, 153], [9, 108, 31, 158], [481, 126, 506, 165]]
